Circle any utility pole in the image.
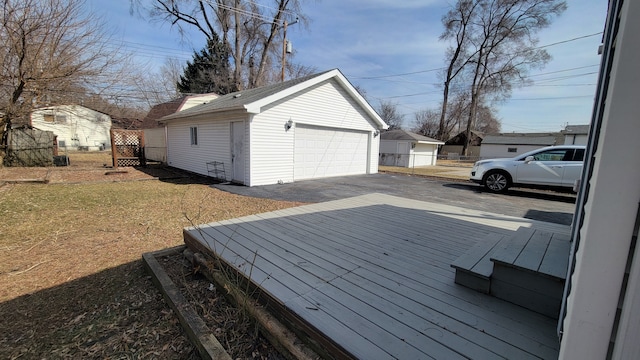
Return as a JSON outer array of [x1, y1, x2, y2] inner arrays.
[[281, 17, 298, 82], [281, 20, 288, 82]]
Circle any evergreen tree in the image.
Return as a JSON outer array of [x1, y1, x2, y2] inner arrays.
[[177, 36, 236, 95]]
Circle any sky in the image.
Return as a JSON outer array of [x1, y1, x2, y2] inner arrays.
[[96, 0, 609, 133]]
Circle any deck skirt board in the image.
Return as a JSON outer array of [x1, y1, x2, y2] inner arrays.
[[184, 193, 565, 359]]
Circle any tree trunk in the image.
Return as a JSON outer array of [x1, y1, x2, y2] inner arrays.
[[462, 87, 479, 157], [438, 80, 450, 140]]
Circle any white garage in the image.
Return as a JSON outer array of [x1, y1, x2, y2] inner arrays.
[[294, 125, 369, 180], [379, 130, 444, 167], [159, 69, 388, 186]]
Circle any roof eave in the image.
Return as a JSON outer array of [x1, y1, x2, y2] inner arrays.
[[159, 105, 248, 123]]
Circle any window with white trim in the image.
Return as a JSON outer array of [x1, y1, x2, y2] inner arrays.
[[190, 126, 198, 146]]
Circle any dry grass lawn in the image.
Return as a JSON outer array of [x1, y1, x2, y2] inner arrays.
[[0, 152, 303, 359]]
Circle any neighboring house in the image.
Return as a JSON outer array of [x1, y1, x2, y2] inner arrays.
[[479, 132, 563, 159], [558, 2, 640, 358], [159, 69, 387, 186], [379, 130, 444, 167], [31, 105, 111, 151], [142, 93, 219, 163], [441, 130, 483, 157], [561, 124, 590, 145], [141, 93, 220, 129]]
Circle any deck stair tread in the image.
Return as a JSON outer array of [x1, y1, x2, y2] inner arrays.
[[488, 228, 571, 318], [490, 229, 570, 280], [450, 232, 506, 293]]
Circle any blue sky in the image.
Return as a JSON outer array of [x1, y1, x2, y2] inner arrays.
[[96, 0, 608, 133]]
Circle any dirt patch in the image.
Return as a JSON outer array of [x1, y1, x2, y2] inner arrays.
[[0, 151, 305, 359], [158, 251, 286, 359]]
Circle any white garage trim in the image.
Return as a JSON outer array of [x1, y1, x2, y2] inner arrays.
[[294, 124, 370, 180]]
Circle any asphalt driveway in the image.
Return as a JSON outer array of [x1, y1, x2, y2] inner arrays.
[[214, 173, 577, 225]]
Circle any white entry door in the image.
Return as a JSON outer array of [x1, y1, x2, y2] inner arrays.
[[294, 125, 369, 180], [231, 121, 245, 183]]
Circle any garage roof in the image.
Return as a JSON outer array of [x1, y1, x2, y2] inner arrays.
[[159, 69, 388, 130], [381, 130, 444, 144]]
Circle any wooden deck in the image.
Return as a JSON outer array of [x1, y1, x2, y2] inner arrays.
[[184, 193, 569, 359]]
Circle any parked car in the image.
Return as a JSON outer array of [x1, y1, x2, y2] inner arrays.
[[470, 145, 586, 193]]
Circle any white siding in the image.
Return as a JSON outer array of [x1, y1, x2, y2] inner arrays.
[[31, 105, 111, 151], [411, 144, 438, 166], [249, 78, 379, 186], [480, 144, 544, 159], [563, 134, 589, 145], [166, 113, 246, 180], [380, 140, 398, 154], [143, 127, 166, 163]]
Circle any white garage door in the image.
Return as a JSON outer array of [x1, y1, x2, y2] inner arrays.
[[294, 125, 370, 180]]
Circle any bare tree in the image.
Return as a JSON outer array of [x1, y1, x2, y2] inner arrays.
[[438, 0, 479, 140], [138, 0, 311, 90], [412, 109, 440, 138], [0, 0, 132, 160], [378, 100, 404, 131], [474, 103, 501, 134], [413, 93, 500, 141], [440, 0, 566, 155]]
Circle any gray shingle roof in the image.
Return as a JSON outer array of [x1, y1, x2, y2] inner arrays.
[[160, 69, 335, 120], [562, 125, 590, 134], [381, 130, 444, 144]]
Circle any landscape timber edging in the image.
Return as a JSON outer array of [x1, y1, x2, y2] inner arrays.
[[142, 246, 232, 360]]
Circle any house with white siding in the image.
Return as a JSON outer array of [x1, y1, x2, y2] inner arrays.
[[31, 105, 112, 151], [379, 130, 444, 167], [159, 69, 388, 186]]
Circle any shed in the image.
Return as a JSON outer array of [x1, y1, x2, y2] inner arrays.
[[159, 69, 388, 186], [379, 130, 444, 167], [30, 105, 112, 151], [561, 124, 590, 145], [480, 133, 562, 159]]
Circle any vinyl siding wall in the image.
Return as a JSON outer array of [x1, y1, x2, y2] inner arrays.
[[143, 127, 167, 163], [166, 112, 247, 180], [249, 79, 379, 186], [31, 105, 111, 151], [412, 144, 438, 166], [480, 144, 546, 159]]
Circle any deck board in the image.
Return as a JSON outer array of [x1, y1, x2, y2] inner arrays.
[[185, 193, 567, 359]]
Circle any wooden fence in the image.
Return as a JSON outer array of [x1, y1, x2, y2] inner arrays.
[[4, 127, 55, 167], [110, 129, 146, 167]]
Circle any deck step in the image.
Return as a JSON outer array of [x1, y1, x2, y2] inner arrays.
[[490, 229, 571, 318], [451, 232, 506, 293]]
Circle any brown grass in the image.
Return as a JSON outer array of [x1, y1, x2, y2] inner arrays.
[[0, 152, 303, 359]]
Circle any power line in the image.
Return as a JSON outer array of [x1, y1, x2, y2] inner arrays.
[[350, 32, 602, 81]]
